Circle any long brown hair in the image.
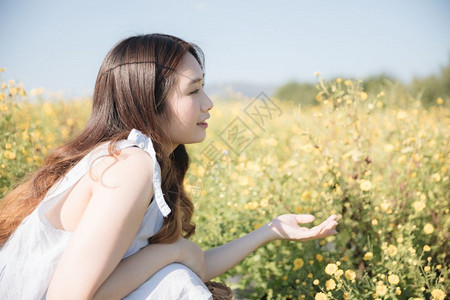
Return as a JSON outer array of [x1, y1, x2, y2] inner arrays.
[[0, 34, 203, 245]]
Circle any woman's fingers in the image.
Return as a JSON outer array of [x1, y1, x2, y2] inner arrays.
[[294, 214, 315, 224]]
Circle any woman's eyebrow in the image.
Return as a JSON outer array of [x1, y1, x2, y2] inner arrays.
[[188, 74, 205, 85]]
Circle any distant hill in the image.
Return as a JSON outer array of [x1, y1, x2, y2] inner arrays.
[[205, 82, 279, 99]]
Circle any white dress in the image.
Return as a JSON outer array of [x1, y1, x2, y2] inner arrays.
[[0, 129, 212, 300]]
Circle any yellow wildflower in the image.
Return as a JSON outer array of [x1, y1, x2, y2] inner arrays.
[[363, 252, 373, 261], [314, 71, 320, 77], [325, 263, 338, 275], [293, 258, 304, 271], [423, 245, 431, 252], [436, 97, 444, 105], [336, 78, 342, 83], [431, 173, 441, 182], [376, 282, 387, 296], [66, 118, 75, 126], [360, 180, 372, 191], [334, 269, 344, 280], [315, 254, 323, 262], [313, 279, 319, 285], [413, 201, 426, 212], [0, 104, 7, 111], [3, 150, 16, 160], [424, 266, 431, 272], [345, 270, 356, 281], [388, 274, 400, 285], [423, 223, 434, 235], [384, 144, 394, 153], [387, 244, 397, 256], [344, 80, 352, 86], [325, 279, 336, 290], [360, 92, 368, 101], [431, 289, 445, 300], [315, 292, 328, 300]]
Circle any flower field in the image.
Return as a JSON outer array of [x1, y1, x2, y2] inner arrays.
[[1, 71, 448, 299]]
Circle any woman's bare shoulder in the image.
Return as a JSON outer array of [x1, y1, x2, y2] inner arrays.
[[89, 146, 155, 191]]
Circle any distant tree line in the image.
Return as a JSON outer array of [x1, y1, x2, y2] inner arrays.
[[273, 58, 450, 108]]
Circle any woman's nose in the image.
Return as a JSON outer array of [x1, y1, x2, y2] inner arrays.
[[202, 93, 214, 112]]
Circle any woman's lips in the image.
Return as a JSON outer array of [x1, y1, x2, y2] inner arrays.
[[197, 122, 208, 128]]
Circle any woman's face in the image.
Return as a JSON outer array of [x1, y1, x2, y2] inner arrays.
[[164, 52, 214, 153]]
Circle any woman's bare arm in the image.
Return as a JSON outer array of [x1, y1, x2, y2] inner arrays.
[[204, 214, 338, 281]]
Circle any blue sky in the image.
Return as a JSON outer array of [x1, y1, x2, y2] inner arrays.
[[1, 0, 449, 97]]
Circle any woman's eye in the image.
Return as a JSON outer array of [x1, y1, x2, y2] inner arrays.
[[190, 84, 205, 95]]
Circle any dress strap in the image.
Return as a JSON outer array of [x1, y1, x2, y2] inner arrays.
[[127, 129, 171, 217]]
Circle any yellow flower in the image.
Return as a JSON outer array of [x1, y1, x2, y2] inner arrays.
[[313, 279, 319, 285], [431, 173, 441, 182], [363, 252, 373, 261], [423, 223, 434, 235], [360, 180, 372, 191], [9, 87, 17, 96], [66, 118, 75, 126], [423, 245, 431, 252], [431, 288, 445, 300], [344, 270, 356, 281], [315, 254, 323, 262], [384, 143, 394, 153], [344, 80, 352, 86], [387, 244, 397, 256], [307, 273, 313, 278], [413, 201, 426, 212], [325, 263, 338, 275], [388, 274, 400, 285], [436, 97, 444, 105], [0, 104, 7, 111], [315, 93, 323, 102], [360, 92, 368, 101], [334, 269, 344, 280], [3, 150, 16, 160], [314, 71, 320, 77], [336, 78, 342, 83], [315, 292, 328, 300], [376, 282, 387, 296], [325, 279, 336, 290], [293, 258, 304, 271], [424, 266, 431, 272], [371, 219, 378, 226]]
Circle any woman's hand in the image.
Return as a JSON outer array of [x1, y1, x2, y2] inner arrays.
[[174, 238, 206, 281], [266, 214, 338, 242]]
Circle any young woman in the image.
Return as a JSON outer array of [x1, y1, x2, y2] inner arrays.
[[0, 34, 338, 299]]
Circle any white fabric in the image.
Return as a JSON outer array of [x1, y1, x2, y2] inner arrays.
[[0, 129, 212, 300]]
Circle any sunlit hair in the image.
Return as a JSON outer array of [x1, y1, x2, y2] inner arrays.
[[0, 34, 204, 245]]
